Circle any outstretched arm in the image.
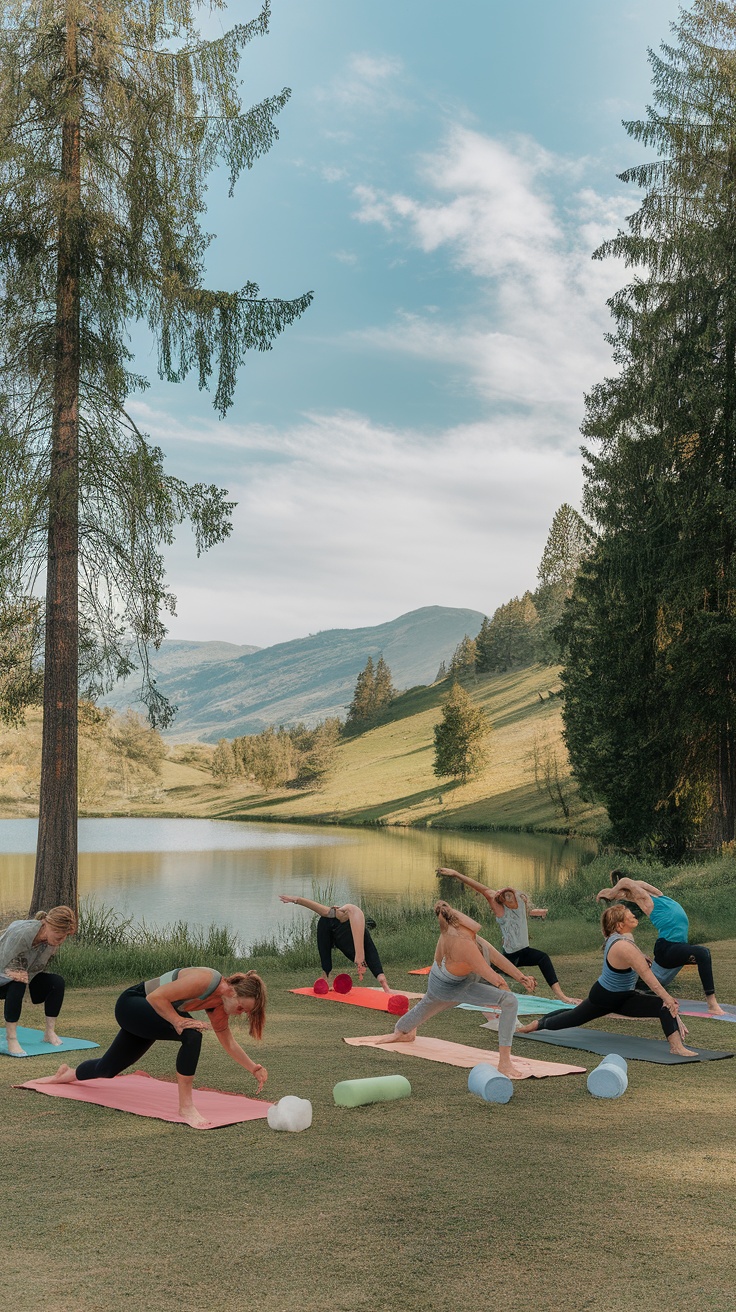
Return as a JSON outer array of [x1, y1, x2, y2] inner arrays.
[[279, 895, 332, 917], [607, 941, 678, 1015], [346, 906, 367, 979], [462, 938, 536, 993], [215, 1025, 268, 1092], [597, 878, 659, 914], [437, 868, 504, 914]]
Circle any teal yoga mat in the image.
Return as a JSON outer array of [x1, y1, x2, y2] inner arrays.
[[512, 1026, 733, 1064], [459, 995, 574, 1016], [0, 1027, 99, 1058]]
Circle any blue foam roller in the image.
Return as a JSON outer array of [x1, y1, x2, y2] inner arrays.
[[467, 1062, 514, 1104], [587, 1053, 628, 1099]]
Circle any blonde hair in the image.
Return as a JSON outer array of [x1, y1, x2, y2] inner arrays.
[[434, 900, 461, 929], [600, 904, 629, 939], [34, 906, 77, 935], [226, 971, 267, 1039]]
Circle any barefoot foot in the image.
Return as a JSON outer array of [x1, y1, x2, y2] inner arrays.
[[516, 1020, 540, 1034], [374, 1030, 416, 1044], [6, 1037, 27, 1057], [497, 1058, 528, 1079], [35, 1063, 78, 1084], [707, 1001, 726, 1016], [669, 1041, 698, 1057], [179, 1104, 212, 1130], [43, 1030, 63, 1046]]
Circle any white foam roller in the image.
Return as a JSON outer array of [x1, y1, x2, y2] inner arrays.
[[587, 1053, 628, 1099], [467, 1062, 514, 1104], [267, 1095, 313, 1131]]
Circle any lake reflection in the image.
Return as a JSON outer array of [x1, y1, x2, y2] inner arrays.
[[0, 818, 596, 952]]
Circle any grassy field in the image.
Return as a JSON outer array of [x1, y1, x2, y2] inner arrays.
[[2, 938, 735, 1312]]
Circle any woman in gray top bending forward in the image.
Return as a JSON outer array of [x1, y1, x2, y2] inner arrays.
[[0, 906, 77, 1056]]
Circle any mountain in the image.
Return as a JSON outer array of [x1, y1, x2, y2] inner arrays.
[[101, 606, 485, 741]]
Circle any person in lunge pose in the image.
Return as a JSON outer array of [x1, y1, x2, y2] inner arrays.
[[517, 905, 697, 1056], [35, 967, 268, 1129], [0, 906, 77, 1056], [597, 872, 725, 1015], [373, 901, 537, 1079], [438, 867, 579, 1004], [279, 894, 395, 992]]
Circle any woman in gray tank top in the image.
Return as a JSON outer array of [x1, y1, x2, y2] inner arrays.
[[438, 869, 579, 1004]]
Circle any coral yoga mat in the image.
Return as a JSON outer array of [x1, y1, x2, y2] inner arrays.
[[17, 1071, 273, 1128], [290, 986, 422, 1011], [344, 1034, 585, 1079]]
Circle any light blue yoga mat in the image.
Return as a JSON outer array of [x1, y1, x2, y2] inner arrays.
[[459, 995, 575, 1016], [0, 1027, 99, 1058]]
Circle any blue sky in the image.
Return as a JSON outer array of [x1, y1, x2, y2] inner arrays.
[[131, 0, 681, 648]]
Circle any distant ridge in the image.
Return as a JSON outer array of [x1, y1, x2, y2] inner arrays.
[[101, 605, 485, 742]]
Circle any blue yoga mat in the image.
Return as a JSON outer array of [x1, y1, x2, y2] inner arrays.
[[0, 1027, 99, 1058], [459, 995, 575, 1016]]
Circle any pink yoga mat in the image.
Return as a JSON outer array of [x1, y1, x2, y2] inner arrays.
[[291, 986, 422, 1010], [17, 1071, 273, 1129], [344, 1034, 585, 1079]]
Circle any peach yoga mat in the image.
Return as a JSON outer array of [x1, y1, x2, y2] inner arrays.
[[290, 986, 422, 1010], [408, 967, 432, 975], [344, 1034, 586, 1079], [17, 1071, 273, 1128]]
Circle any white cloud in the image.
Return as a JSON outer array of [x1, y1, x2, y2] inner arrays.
[[129, 402, 582, 647], [352, 126, 631, 436], [315, 51, 407, 113]]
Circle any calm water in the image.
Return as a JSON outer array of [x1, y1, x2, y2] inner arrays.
[[0, 818, 596, 952]]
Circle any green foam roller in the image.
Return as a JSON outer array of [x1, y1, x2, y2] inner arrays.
[[333, 1074, 411, 1107]]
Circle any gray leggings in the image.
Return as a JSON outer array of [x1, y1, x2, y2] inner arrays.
[[395, 961, 519, 1047]]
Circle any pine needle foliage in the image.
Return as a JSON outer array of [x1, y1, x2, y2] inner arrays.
[[0, 0, 312, 907], [432, 680, 489, 784], [561, 0, 736, 853]]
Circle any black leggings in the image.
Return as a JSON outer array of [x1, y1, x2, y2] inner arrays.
[[0, 972, 65, 1024], [537, 980, 679, 1038], [503, 947, 558, 988], [75, 983, 202, 1081], [316, 919, 384, 979], [653, 938, 716, 997]]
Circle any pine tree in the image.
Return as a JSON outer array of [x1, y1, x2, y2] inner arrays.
[[475, 594, 538, 673], [345, 656, 376, 730], [535, 504, 594, 663], [449, 634, 477, 679], [562, 0, 736, 850], [0, 1, 312, 908], [434, 659, 448, 683], [373, 655, 396, 710], [433, 681, 489, 783]]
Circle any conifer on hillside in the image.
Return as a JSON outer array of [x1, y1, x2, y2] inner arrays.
[[433, 682, 489, 783]]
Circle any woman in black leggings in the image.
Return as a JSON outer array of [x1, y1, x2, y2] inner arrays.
[[0, 906, 77, 1056], [279, 894, 395, 992], [517, 905, 696, 1056], [36, 967, 268, 1129]]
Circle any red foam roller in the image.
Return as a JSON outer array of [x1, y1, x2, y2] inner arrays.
[[313, 978, 329, 995], [387, 994, 410, 1016], [333, 973, 353, 994]]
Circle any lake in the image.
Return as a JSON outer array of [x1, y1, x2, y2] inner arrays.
[[0, 818, 597, 952]]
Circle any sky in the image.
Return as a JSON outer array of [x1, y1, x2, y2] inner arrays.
[[130, 0, 683, 649]]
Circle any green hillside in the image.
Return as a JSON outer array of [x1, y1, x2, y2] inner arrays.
[[215, 665, 605, 833], [0, 666, 607, 834]]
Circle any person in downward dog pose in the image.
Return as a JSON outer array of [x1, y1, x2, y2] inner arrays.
[[438, 868, 579, 1004], [279, 894, 395, 992], [597, 872, 725, 1015], [0, 906, 77, 1056], [35, 967, 267, 1129], [374, 901, 537, 1078], [517, 905, 697, 1056]]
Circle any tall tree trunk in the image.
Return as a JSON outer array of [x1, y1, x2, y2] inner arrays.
[[716, 722, 736, 845], [29, 13, 81, 914]]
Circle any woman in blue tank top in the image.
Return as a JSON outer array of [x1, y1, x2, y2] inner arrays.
[[597, 873, 725, 1015], [518, 905, 697, 1055]]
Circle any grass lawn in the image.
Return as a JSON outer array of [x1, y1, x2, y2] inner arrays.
[[2, 942, 735, 1312]]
